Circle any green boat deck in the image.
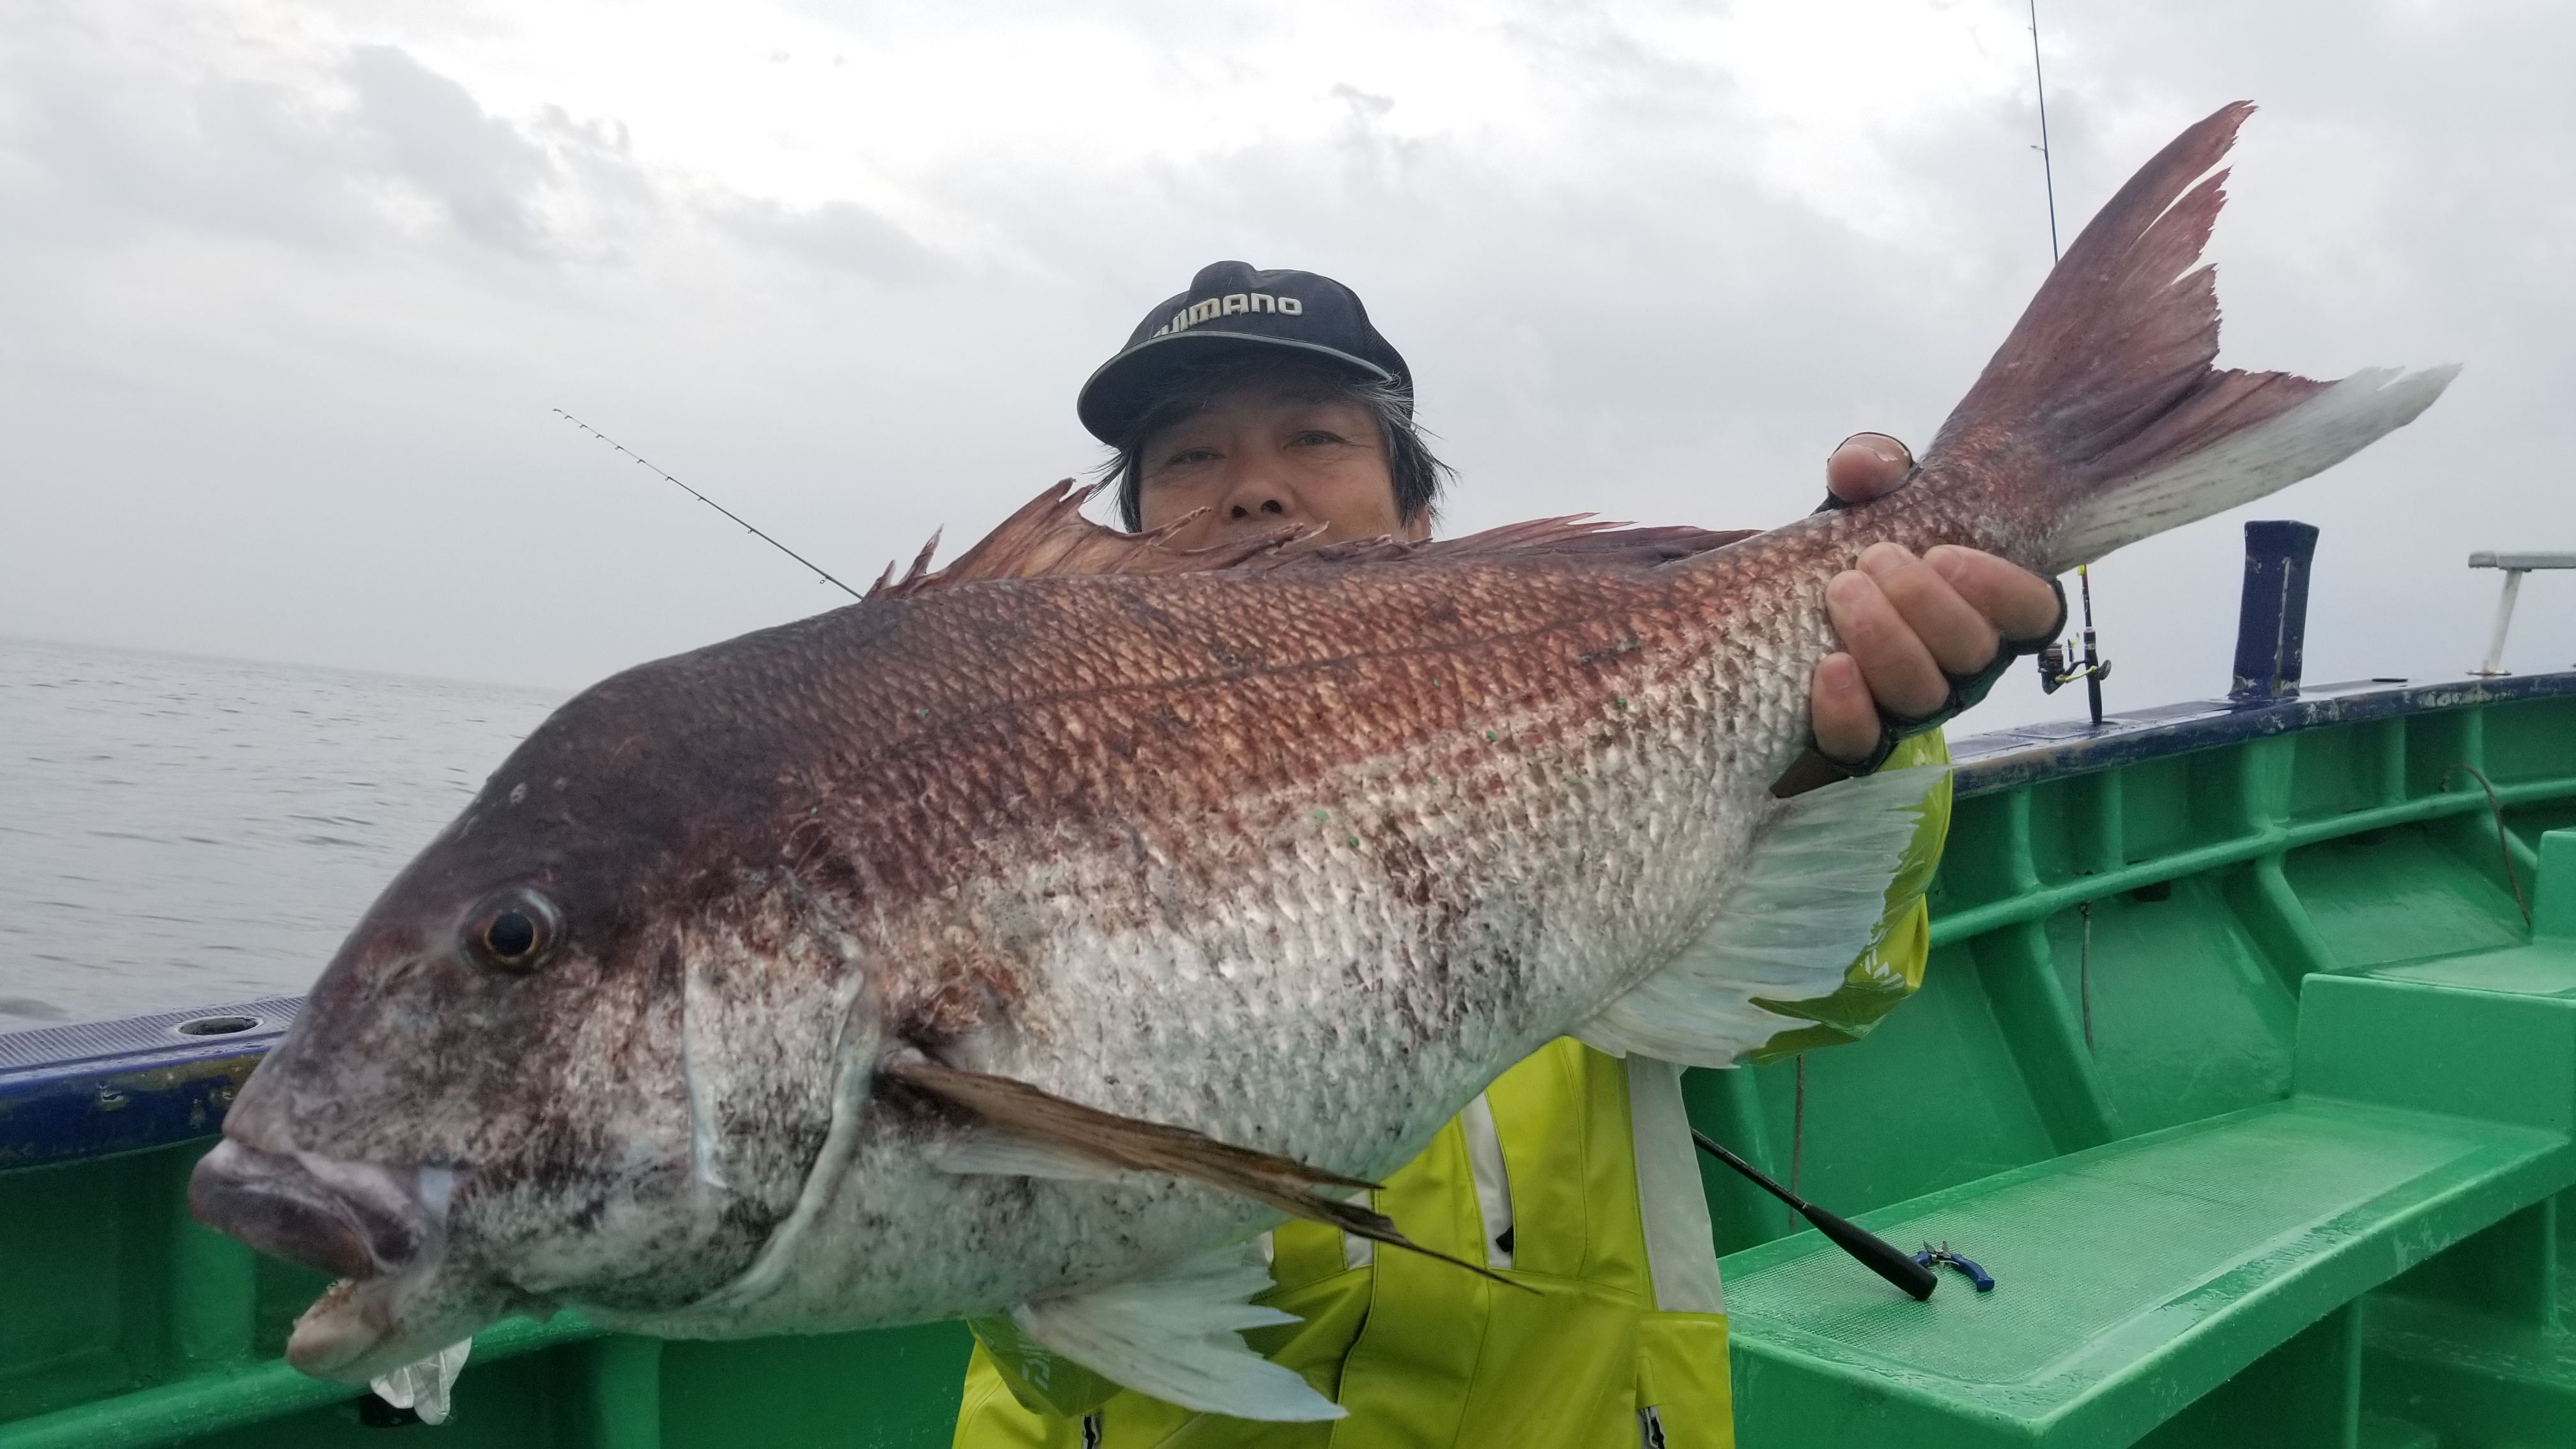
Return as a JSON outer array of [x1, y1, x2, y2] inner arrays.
[[8, 677, 2576, 1447], [1702, 684, 2576, 1448]]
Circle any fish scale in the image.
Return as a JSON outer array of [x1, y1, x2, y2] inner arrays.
[[694, 532, 1902, 1328]]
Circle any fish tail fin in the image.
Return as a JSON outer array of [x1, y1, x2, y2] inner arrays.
[[1918, 100, 2455, 574]]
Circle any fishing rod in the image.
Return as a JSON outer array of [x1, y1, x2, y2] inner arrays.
[[2024, 0, 2112, 725], [2027, 0, 2062, 264], [1691, 1130, 1937, 1301], [2039, 568, 2112, 719], [554, 409, 866, 602]]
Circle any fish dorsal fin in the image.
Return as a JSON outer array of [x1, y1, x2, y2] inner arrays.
[[868, 482, 1310, 597], [868, 482, 1760, 597], [1575, 765, 1949, 1068], [885, 1054, 1512, 1286], [1006, 1243, 1342, 1421], [1287, 519, 1758, 568]]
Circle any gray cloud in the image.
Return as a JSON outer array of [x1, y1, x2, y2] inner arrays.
[[0, 21, 653, 263], [341, 44, 554, 251], [714, 196, 931, 279], [1, 0, 2569, 736]]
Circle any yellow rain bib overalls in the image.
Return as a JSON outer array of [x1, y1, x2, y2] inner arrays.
[[953, 735, 1951, 1449]]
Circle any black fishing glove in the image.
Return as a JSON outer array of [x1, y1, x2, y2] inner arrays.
[[1878, 571, 2069, 737], [1774, 574, 2069, 797]]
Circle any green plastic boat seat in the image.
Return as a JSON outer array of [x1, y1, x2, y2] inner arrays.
[[1722, 831, 2576, 1449], [1726, 1096, 2566, 1448]]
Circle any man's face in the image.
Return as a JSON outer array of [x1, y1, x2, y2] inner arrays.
[[1135, 378, 1424, 550]]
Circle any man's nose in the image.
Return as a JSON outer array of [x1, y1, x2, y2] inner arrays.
[[1212, 462, 1300, 525]]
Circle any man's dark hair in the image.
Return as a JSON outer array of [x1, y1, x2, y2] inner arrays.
[[1105, 353, 1453, 532]]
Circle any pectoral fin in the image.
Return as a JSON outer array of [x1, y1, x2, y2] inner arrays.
[[886, 1054, 1517, 1287], [1575, 764, 1948, 1068], [1009, 1243, 1340, 1422]]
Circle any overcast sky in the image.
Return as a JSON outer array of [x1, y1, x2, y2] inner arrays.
[[3, 0, 2569, 733]]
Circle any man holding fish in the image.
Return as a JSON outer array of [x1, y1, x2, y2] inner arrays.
[[949, 261, 2066, 1447], [188, 103, 2451, 1449]]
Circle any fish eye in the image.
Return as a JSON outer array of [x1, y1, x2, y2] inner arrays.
[[462, 887, 563, 975]]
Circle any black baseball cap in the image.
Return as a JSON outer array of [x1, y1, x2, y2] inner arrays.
[[1077, 261, 1412, 446]]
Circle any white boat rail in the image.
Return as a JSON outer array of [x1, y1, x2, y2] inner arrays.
[[2469, 550, 2576, 675]]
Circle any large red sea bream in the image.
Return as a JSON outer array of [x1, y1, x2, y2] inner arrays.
[[190, 104, 2453, 1421]]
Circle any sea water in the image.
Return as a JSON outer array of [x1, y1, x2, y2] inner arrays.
[[0, 636, 563, 1026]]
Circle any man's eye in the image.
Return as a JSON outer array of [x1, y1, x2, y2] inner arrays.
[[1289, 431, 1344, 448], [1162, 447, 1219, 467]]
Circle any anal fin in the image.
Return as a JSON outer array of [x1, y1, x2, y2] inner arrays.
[[1576, 765, 1947, 1068]]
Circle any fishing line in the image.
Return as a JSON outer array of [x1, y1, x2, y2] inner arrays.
[[1791, 1056, 1807, 1202], [553, 409, 866, 602], [2025, 3, 2112, 726], [2078, 901, 2095, 1052], [2441, 763, 2529, 924]]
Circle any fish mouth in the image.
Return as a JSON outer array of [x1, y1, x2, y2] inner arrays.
[[188, 1138, 461, 1379]]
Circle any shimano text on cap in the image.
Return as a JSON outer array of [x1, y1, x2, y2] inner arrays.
[[1077, 261, 1412, 445]]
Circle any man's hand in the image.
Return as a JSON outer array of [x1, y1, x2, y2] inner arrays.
[[1809, 434, 2064, 765]]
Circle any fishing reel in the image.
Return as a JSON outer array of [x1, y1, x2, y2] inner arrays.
[[2036, 640, 2112, 695], [2037, 567, 2113, 705]]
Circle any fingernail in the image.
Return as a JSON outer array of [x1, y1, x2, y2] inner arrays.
[[1827, 571, 1871, 606], [1927, 545, 1969, 579]]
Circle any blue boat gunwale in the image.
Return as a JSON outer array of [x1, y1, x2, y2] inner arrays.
[[0, 997, 302, 1170], [8, 669, 2573, 1171]]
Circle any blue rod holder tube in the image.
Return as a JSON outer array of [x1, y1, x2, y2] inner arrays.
[[2232, 520, 2321, 701]]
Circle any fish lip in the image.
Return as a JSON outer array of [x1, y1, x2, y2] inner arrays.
[[190, 1139, 475, 1383], [190, 1140, 452, 1283], [284, 1271, 434, 1381]]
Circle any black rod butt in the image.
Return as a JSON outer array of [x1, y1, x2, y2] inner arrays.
[[1798, 1204, 1938, 1301], [1690, 1130, 1936, 1301]]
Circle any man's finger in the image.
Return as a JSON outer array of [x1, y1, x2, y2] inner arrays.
[[1825, 434, 1913, 505], [1925, 546, 2066, 643], [1809, 652, 1882, 765], [1826, 569, 1949, 719], [1859, 542, 2001, 677]]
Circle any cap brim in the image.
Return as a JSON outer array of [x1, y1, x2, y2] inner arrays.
[[1076, 330, 1398, 445]]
